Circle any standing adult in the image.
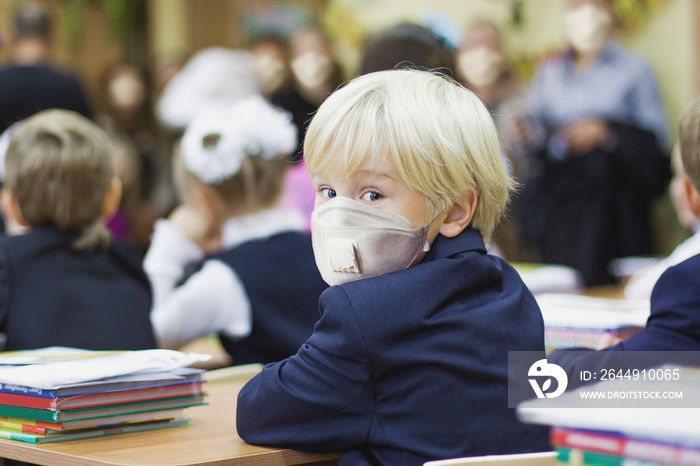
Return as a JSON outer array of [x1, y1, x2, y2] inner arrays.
[[0, 1, 91, 134], [515, 0, 670, 286]]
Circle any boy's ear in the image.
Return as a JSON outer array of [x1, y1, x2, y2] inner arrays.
[[681, 177, 700, 219], [2, 190, 29, 228], [438, 191, 478, 238], [101, 177, 123, 222]]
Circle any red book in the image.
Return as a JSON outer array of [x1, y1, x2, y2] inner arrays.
[[0, 382, 205, 410], [551, 427, 700, 466]]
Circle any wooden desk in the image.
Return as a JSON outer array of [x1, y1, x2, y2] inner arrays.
[[580, 284, 626, 299], [178, 335, 233, 371], [0, 373, 339, 465]]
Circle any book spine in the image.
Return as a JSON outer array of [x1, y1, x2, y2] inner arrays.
[[0, 393, 55, 409], [0, 405, 58, 422], [552, 428, 625, 456], [0, 428, 39, 444], [0, 384, 55, 399], [557, 447, 666, 466], [0, 420, 46, 434]]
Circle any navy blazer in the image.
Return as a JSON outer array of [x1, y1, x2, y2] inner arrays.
[[0, 227, 155, 351], [212, 232, 327, 365], [549, 253, 700, 389], [237, 228, 550, 465]]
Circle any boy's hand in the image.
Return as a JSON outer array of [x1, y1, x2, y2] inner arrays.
[[168, 204, 222, 254]]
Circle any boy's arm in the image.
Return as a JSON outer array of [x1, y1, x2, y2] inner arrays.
[[0, 237, 12, 341], [237, 286, 373, 453]]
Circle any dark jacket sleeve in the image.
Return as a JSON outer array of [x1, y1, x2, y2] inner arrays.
[[0, 237, 12, 339], [549, 256, 700, 389], [607, 122, 670, 199], [236, 286, 374, 452]]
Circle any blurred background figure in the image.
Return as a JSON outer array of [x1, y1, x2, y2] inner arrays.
[[145, 96, 327, 362], [513, 0, 671, 286], [265, 27, 343, 231], [625, 144, 700, 299], [154, 48, 262, 234], [359, 22, 455, 75], [97, 62, 172, 250], [252, 35, 292, 99], [271, 27, 343, 160], [457, 20, 528, 261], [458, 22, 515, 114], [156, 47, 260, 132], [0, 1, 91, 133]]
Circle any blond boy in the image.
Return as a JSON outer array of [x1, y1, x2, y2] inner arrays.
[[236, 70, 550, 464]]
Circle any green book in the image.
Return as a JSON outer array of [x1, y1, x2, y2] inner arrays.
[[0, 394, 206, 422], [557, 447, 667, 466], [0, 417, 190, 444]]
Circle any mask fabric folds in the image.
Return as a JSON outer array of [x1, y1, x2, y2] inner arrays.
[[310, 197, 433, 286]]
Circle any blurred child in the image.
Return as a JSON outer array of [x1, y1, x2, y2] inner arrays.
[[236, 70, 550, 464], [144, 95, 327, 365], [624, 144, 700, 299], [359, 22, 455, 75], [0, 109, 155, 351]]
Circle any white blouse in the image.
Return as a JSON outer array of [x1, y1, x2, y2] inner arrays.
[[144, 208, 306, 349]]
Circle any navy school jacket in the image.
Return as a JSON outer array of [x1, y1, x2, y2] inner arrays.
[[212, 231, 328, 365], [0, 227, 155, 351], [237, 227, 551, 465]]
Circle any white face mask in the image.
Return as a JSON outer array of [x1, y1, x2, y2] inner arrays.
[[310, 197, 433, 286], [291, 52, 333, 90], [458, 46, 504, 88], [253, 55, 288, 95], [564, 3, 613, 53], [108, 73, 146, 112]]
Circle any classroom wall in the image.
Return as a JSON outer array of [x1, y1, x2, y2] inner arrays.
[[149, 0, 189, 62], [626, 0, 696, 136]]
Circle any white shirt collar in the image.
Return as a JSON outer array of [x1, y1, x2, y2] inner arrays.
[[221, 207, 306, 249]]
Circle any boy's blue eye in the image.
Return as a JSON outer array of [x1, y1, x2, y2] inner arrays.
[[361, 191, 383, 202], [321, 188, 337, 198]]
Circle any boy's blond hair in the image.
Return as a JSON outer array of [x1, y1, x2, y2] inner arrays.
[[304, 69, 514, 241], [5, 109, 114, 250], [679, 96, 700, 191]]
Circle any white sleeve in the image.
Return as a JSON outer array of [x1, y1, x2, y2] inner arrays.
[[624, 262, 666, 300], [144, 219, 252, 349]]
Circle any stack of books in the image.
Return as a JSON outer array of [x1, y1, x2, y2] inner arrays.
[[551, 426, 700, 466], [517, 368, 700, 466], [536, 293, 649, 352], [0, 347, 209, 443]]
